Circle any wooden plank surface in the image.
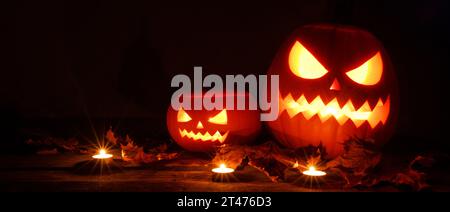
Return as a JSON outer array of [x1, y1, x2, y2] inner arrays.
[[0, 153, 347, 192]]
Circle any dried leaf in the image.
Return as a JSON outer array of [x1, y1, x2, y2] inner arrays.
[[120, 135, 178, 164], [26, 137, 81, 154], [353, 155, 432, 191], [246, 142, 289, 182], [391, 169, 429, 191], [212, 142, 291, 182], [212, 145, 247, 169], [249, 157, 287, 182], [326, 137, 381, 176], [36, 148, 59, 155], [409, 155, 435, 172], [120, 140, 140, 162], [383, 156, 431, 191], [106, 128, 118, 145], [54, 137, 79, 151]]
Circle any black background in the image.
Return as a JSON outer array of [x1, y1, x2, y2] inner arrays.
[[3, 0, 450, 151]]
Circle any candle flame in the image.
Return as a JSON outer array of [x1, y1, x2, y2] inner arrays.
[[92, 148, 113, 159], [212, 163, 234, 174], [302, 166, 326, 177]]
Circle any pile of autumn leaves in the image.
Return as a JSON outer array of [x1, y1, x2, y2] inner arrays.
[[26, 129, 433, 191], [212, 138, 432, 191], [105, 129, 179, 163], [25, 129, 179, 164]]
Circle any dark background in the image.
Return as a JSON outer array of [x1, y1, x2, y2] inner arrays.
[[3, 0, 450, 151]]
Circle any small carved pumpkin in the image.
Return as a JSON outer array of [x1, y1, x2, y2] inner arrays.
[[167, 93, 261, 152]]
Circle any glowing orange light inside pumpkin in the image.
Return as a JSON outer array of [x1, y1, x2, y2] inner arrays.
[[196, 121, 204, 129], [92, 148, 113, 159], [329, 78, 341, 91], [208, 109, 228, 125], [177, 108, 192, 122], [179, 129, 229, 143], [302, 166, 326, 176], [289, 41, 328, 79], [346, 52, 383, 85], [177, 109, 230, 143], [212, 163, 234, 174], [281, 94, 390, 128]]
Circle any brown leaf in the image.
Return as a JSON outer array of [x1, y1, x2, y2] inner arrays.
[[120, 140, 140, 162], [326, 137, 381, 176], [120, 135, 178, 164], [54, 137, 79, 151], [125, 134, 133, 145], [106, 128, 118, 145], [212, 144, 248, 170], [354, 155, 432, 191], [249, 157, 287, 182], [245, 143, 290, 182], [36, 148, 59, 155], [26, 137, 81, 153], [409, 155, 435, 171], [382, 169, 429, 191], [385, 156, 431, 191], [212, 142, 291, 182]]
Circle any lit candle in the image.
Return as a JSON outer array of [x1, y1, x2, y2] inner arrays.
[[72, 148, 119, 174], [211, 163, 236, 182], [302, 166, 326, 177], [92, 148, 113, 160]]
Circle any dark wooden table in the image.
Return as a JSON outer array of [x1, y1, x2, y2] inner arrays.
[[0, 152, 351, 192], [2, 150, 448, 192]]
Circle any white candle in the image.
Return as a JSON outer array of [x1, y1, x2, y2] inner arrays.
[[302, 166, 326, 177], [92, 149, 113, 159], [211, 163, 235, 182], [212, 164, 234, 174]]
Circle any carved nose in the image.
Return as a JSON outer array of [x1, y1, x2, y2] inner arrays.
[[329, 78, 341, 91], [196, 121, 204, 129]]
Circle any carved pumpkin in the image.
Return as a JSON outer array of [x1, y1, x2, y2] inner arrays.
[[167, 93, 261, 152], [267, 24, 399, 157]]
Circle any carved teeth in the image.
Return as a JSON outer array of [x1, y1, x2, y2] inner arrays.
[[179, 129, 229, 143], [280, 94, 390, 128]]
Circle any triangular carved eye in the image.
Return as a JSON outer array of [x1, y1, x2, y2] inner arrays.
[[177, 108, 192, 122], [346, 52, 383, 86], [208, 109, 227, 125], [289, 41, 328, 79]]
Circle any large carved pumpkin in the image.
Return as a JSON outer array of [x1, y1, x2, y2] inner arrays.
[[267, 24, 399, 157], [167, 92, 261, 152]]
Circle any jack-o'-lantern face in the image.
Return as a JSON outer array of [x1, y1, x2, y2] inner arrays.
[[167, 93, 261, 152], [176, 108, 230, 143], [267, 24, 399, 157]]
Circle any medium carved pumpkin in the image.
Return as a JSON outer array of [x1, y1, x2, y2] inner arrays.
[[167, 93, 261, 152], [267, 24, 399, 157]]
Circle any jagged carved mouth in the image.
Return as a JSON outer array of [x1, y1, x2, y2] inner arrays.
[[178, 129, 229, 143], [280, 94, 390, 128]]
